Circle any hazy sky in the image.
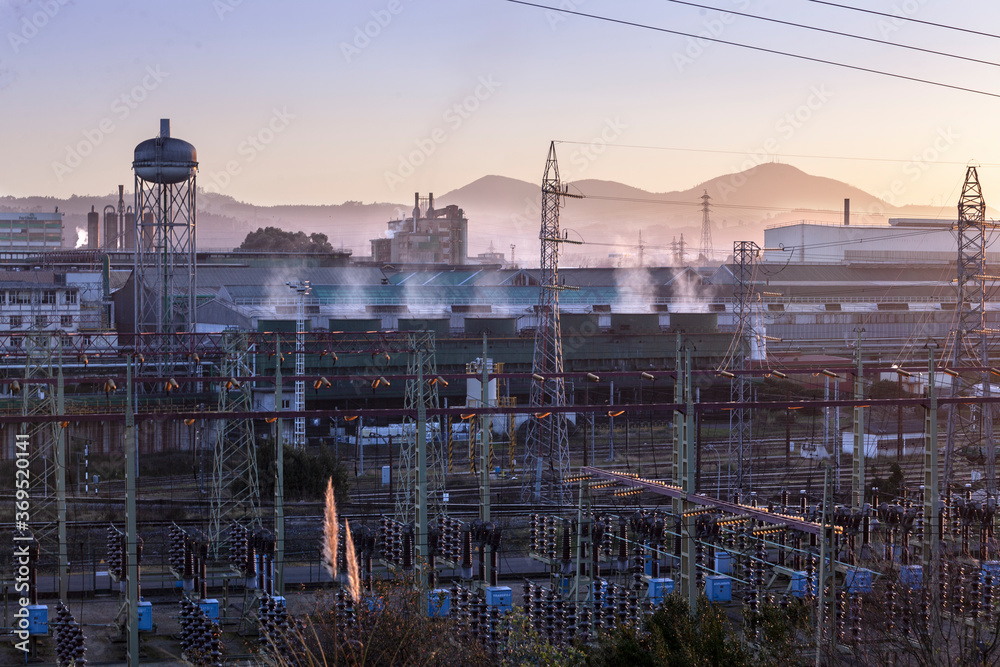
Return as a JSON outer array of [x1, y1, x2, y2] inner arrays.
[[3, 0, 1000, 208]]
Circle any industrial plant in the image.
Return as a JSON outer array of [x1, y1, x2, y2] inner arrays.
[[4, 122, 1000, 666]]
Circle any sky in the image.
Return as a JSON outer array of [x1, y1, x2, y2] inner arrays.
[[3, 0, 1000, 208]]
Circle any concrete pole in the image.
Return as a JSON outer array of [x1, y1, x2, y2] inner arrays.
[[125, 357, 139, 666], [922, 346, 938, 572], [480, 335, 492, 584], [852, 329, 866, 509], [274, 336, 285, 595], [56, 345, 67, 602]]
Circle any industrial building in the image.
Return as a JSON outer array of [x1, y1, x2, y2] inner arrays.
[[370, 192, 468, 265], [0, 210, 63, 253], [763, 217, 977, 264]]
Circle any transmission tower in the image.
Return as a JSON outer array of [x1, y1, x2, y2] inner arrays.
[[732, 241, 760, 497], [944, 166, 994, 494], [396, 332, 447, 526], [132, 119, 198, 377], [521, 142, 580, 506], [209, 330, 261, 556], [699, 190, 713, 262]]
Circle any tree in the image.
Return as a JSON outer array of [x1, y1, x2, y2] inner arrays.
[[237, 226, 334, 253]]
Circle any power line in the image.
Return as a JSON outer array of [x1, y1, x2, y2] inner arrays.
[[573, 191, 849, 215], [504, 0, 1000, 99], [555, 140, 1000, 168], [807, 0, 1000, 41], [666, 0, 1000, 69]]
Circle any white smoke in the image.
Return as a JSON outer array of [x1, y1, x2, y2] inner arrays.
[[75, 227, 87, 249], [613, 267, 656, 311]]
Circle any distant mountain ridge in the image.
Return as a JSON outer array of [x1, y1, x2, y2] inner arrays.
[[0, 164, 974, 265]]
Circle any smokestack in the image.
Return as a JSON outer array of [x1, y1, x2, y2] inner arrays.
[[413, 192, 419, 232], [160, 118, 170, 138], [844, 198, 850, 226], [87, 206, 99, 249]]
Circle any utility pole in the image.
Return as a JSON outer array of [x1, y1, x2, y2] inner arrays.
[[852, 328, 866, 509], [274, 336, 284, 595], [479, 335, 492, 585], [125, 356, 139, 667]]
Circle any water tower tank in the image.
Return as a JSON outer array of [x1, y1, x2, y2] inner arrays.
[[132, 119, 197, 184]]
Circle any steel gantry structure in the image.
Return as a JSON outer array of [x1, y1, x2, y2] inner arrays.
[[522, 142, 580, 506], [209, 330, 262, 556], [731, 240, 760, 497], [396, 331, 447, 530], [944, 166, 995, 494]]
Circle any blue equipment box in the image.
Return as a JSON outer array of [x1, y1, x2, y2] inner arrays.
[[647, 577, 674, 605], [137, 600, 153, 632], [199, 598, 219, 622], [705, 575, 732, 603], [427, 588, 450, 617], [982, 561, 1000, 583], [26, 604, 48, 635], [485, 585, 513, 613], [715, 550, 732, 575], [790, 571, 808, 598], [900, 565, 922, 591], [845, 569, 873, 594]]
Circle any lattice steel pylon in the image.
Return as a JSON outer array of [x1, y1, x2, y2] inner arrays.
[[521, 142, 580, 506], [944, 166, 994, 494], [132, 119, 198, 377], [699, 190, 713, 262], [21, 331, 69, 600], [209, 330, 261, 556], [396, 332, 447, 527], [732, 241, 759, 497]]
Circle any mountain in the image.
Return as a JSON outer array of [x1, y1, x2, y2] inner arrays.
[[0, 164, 973, 265]]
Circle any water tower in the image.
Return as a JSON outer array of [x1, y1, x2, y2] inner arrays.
[[132, 119, 198, 371]]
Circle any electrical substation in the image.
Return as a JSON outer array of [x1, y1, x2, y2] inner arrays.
[[5, 127, 1000, 665]]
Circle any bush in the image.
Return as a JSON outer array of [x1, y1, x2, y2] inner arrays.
[[256, 444, 351, 504]]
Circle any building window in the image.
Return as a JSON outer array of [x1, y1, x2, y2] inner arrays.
[[9, 315, 21, 329], [282, 399, 291, 409], [42, 290, 55, 304], [65, 290, 77, 305], [60, 315, 73, 328], [12, 291, 29, 305], [35, 315, 47, 329]]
